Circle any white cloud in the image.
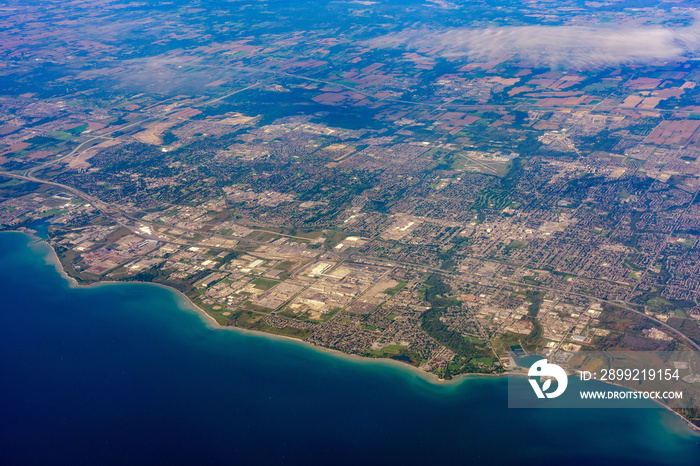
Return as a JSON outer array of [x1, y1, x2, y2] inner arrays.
[[367, 23, 700, 68]]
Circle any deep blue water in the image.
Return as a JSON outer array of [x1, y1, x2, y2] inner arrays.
[[1, 231, 699, 465]]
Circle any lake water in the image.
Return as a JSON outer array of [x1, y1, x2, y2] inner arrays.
[[1, 232, 698, 465]]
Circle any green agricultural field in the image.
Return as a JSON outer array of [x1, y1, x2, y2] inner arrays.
[[384, 281, 407, 296], [252, 277, 279, 290], [469, 357, 495, 367], [505, 240, 527, 250]]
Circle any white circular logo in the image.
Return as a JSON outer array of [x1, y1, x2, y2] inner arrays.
[[528, 359, 568, 399]]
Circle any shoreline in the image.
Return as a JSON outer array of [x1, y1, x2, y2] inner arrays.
[[23, 230, 469, 386], [13, 230, 700, 435]]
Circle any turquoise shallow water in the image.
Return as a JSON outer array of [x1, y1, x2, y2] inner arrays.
[[0, 231, 699, 465]]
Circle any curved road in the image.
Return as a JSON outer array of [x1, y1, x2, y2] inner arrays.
[[2, 169, 699, 353]]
